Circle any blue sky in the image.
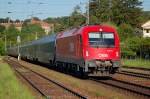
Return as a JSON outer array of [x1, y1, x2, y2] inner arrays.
[[0, 0, 149, 20]]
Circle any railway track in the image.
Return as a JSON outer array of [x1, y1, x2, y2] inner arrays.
[[118, 66, 150, 79], [5, 58, 87, 99], [117, 70, 150, 79], [90, 77, 150, 97], [122, 66, 150, 71]]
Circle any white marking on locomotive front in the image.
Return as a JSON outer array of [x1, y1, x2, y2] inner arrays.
[[107, 50, 113, 52], [98, 54, 108, 57]]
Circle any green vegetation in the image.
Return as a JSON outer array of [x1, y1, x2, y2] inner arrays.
[[121, 37, 150, 59], [21, 24, 45, 43], [0, 61, 34, 99], [122, 59, 150, 69], [0, 0, 150, 65], [5, 24, 20, 45], [0, 41, 5, 55]]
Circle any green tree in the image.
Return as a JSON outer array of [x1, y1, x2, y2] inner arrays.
[[141, 38, 150, 57], [118, 23, 134, 41], [0, 25, 6, 37], [4, 24, 20, 46], [44, 16, 70, 32], [121, 37, 150, 58], [112, 0, 142, 27], [0, 41, 5, 55], [90, 0, 111, 23], [70, 5, 86, 27], [90, 0, 143, 27], [21, 24, 45, 42]]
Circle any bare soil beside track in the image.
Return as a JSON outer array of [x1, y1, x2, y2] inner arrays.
[[6, 57, 149, 99]]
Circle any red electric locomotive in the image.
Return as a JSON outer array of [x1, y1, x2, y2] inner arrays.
[[8, 25, 120, 77], [56, 25, 120, 76]]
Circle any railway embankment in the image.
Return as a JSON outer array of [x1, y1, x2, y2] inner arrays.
[[0, 57, 34, 99], [5, 56, 150, 99], [122, 59, 150, 69]]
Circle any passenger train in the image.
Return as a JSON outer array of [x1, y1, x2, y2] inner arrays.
[[8, 25, 120, 77]]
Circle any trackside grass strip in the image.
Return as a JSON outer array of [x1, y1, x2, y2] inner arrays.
[[0, 62, 35, 99], [122, 59, 150, 69]]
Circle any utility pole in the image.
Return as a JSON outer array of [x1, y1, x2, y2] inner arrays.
[[80, 0, 90, 25], [35, 32, 38, 40], [9, 41, 11, 48], [6, 2, 12, 53], [109, 0, 112, 21], [86, 0, 90, 25], [5, 35, 7, 52], [52, 24, 54, 34], [17, 36, 21, 61]]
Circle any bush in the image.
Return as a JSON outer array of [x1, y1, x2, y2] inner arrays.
[[102, 22, 118, 29], [0, 41, 5, 55], [121, 37, 150, 59], [118, 23, 134, 41]]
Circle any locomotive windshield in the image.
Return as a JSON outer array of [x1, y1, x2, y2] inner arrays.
[[88, 32, 115, 48]]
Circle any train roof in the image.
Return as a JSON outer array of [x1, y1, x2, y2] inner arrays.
[[21, 34, 56, 47], [56, 25, 117, 39]]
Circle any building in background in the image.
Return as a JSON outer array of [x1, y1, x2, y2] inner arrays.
[[31, 18, 54, 35], [0, 18, 54, 35], [142, 20, 150, 37], [0, 22, 23, 31]]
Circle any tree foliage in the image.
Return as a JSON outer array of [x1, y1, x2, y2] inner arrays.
[[122, 37, 150, 58], [90, 0, 143, 27], [0, 41, 5, 55], [0, 25, 5, 33], [118, 23, 134, 41], [4, 24, 20, 45], [69, 5, 86, 27], [21, 24, 45, 42], [0, 25, 5, 37], [0, 0, 149, 56]]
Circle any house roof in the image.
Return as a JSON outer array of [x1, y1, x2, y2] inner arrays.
[[41, 21, 50, 27], [141, 20, 150, 29], [14, 22, 23, 27], [31, 18, 53, 28]]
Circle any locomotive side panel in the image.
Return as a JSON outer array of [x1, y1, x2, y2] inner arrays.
[[56, 35, 83, 66]]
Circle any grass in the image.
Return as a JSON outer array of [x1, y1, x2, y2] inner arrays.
[[122, 58, 150, 69], [0, 60, 35, 99]]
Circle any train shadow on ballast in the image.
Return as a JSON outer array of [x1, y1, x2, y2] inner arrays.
[[20, 57, 89, 79], [10, 56, 112, 80]]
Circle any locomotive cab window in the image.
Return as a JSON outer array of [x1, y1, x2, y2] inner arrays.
[[88, 32, 115, 48]]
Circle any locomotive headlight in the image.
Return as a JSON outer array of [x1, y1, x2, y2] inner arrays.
[[86, 51, 89, 57], [99, 28, 103, 32], [116, 51, 119, 57]]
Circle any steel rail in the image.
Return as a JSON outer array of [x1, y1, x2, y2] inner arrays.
[[5, 58, 87, 99]]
